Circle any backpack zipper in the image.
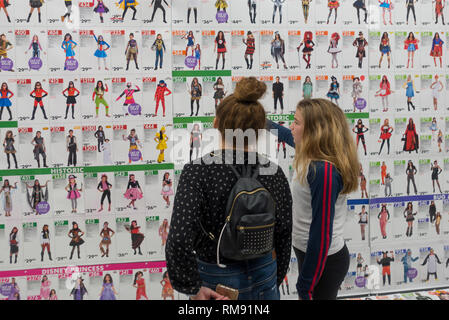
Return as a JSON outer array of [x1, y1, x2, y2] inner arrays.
[[237, 222, 275, 231], [225, 188, 269, 222]]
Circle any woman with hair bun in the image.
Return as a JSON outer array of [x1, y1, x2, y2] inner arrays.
[[166, 77, 292, 300]]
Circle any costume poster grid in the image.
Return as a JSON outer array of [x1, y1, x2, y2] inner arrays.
[[0, 0, 448, 300]]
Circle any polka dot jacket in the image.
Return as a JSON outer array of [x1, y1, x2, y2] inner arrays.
[[166, 150, 293, 295]]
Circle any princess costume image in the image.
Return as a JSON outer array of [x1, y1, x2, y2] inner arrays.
[[40, 276, 51, 300], [160, 271, 174, 300], [99, 274, 117, 300], [154, 126, 168, 163], [133, 271, 148, 300]]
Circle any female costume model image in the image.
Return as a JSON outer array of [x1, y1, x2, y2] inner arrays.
[[378, 32, 391, 68], [123, 174, 143, 209], [271, 32, 287, 70], [189, 77, 202, 116], [93, 34, 110, 71], [430, 33, 444, 68], [62, 81, 80, 119], [93, 0, 109, 23], [154, 80, 171, 117], [431, 160, 443, 193], [123, 128, 143, 163], [26, 35, 45, 59], [70, 277, 88, 300], [26, 179, 49, 213], [402, 75, 418, 111], [99, 222, 114, 257], [158, 218, 169, 253], [117, 0, 138, 21], [125, 33, 139, 70], [116, 83, 141, 116], [375, 75, 392, 112], [403, 118, 418, 154], [430, 75, 443, 110], [92, 80, 110, 118], [404, 32, 419, 68], [353, 119, 368, 156], [152, 33, 166, 70], [353, 32, 367, 69], [213, 77, 226, 109], [378, 204, 390, 239], [327, 32, 341, 68], [31, 131, 48, 168], [40, 224, 52, 261], [100, 274, 117, 300], [403, 202, 417, 237], [95, 126, 106, 152], [61, 33, 77, 70], [358, 205, 368, 241], [3, 130, 17, 169], [40, 275, 51, 300], [0, 179, 16, 216], [133, 271, 148, 300], [353, 0, 367, 24], [351, 77, 363, 112], [378, 119, 393, 155], [97, 174, 112, 212], [65, 175, 82, 213], [297, 31, 314, 69], [154, 126, 168, 163], [326, 76, 340, 106], [68, 221, 85, 260], [27, 0, 43, 23], [9, 226, 18, 264], [243, 31, 255, 69], [160, 271, 174, 300], [214, 31, 227, 70], [0, 82, 13, 120], [161, 172, 173, 208], [149, 0, 169, 23], [30, 82, 48, 120], [66, 129, 78, 167], [125, 220, 144, 255], [406, 160, 418, 195], [189, 123, 202, 161]]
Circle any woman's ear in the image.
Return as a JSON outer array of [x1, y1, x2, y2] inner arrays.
[[213, 117, 218, 129]]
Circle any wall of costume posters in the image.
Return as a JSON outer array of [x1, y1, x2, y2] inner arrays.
[[0, 0, 448, 300]]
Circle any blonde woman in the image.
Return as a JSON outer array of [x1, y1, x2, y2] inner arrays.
[[267, 98, 359, 300]]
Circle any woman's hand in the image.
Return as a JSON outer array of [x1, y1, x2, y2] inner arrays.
[[190, 287, 229, 300]]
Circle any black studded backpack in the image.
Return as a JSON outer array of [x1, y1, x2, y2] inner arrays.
[[200, 164, 276, 266]]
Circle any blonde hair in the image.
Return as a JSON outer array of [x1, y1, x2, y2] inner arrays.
[[293, 98, 359, 194]]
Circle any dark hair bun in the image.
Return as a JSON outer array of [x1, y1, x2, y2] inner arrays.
[[233, 77, 266, 103]]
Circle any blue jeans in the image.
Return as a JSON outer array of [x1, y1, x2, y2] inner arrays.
[[197, 252, 280, 300], [155, 49, 163, 68], [403, 266, 413, 283]]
